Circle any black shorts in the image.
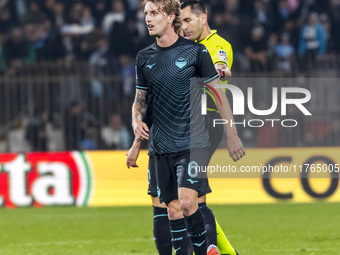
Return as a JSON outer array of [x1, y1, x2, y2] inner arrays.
[[207, 111, 224, 160], [148, 154, 211, 199], [154, 149, 211, 204], [147, 155, 158, 197]]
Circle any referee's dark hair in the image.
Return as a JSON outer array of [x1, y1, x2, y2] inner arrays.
[[180, 0, 207, 15]]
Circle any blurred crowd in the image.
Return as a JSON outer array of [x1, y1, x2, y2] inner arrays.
[[1, 0, 340, 151], [1, 0, 340, 74], [0, 0, 152, 76], [208, 0, 340, 72]]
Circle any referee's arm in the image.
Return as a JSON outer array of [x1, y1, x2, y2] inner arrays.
[[206, 79, 245, 162]]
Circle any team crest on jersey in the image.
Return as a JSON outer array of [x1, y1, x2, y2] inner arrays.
[[175, 57, 187, 69], [219, 50, 228, 64]]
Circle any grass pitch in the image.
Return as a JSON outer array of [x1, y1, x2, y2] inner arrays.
[[0, 203, 339, 255]]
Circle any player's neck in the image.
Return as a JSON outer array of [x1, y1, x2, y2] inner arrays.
[[198, 25, 212, 42], [156, 30, 179, 48]]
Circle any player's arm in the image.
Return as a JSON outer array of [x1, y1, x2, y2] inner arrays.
[[128, 99, 153, 168], [215, 62, 231, 81], [132, 89, 149, 140], [207, 79, 245, 162], [126, 138, 142, 168]]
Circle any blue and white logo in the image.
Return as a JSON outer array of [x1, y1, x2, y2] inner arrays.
[[146, 63, 156, 69], [193, 240, 206, 247], [174, 247, 181, 254], [187, 179, 199, 184], [175, 57, 187, 69]]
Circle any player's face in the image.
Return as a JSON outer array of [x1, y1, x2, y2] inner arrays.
[[144, 2, 169, 37], [181, 6, 203, 41]]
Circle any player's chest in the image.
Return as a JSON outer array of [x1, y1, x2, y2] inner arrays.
[[142, 52, 197, 84]]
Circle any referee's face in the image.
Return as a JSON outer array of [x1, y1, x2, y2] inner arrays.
[[144, 2, 171, 37], [181, 6, 203, 41]]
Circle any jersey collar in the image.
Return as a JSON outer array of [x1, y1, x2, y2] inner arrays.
[[197, 30, 217, 44], [156, 36, 182, 51]]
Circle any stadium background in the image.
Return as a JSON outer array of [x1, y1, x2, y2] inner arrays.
[[0, 0, 340, 254]]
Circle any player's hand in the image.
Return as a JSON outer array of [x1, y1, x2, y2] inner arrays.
[[226, 134, 245, 162], [126, 144, 141, 168], [133, 120, 149, 141]]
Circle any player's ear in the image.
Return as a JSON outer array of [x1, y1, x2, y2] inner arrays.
[[168, 13, 175, 24]]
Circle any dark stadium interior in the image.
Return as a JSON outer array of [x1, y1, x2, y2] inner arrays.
[[0, 0, 340, 151]]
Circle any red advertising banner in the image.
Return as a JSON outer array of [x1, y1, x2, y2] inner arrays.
[[0, 152, 92, 208]]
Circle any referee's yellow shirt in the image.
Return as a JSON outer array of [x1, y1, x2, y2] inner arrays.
[[198, 30, 233, 70], [198, 30, 233, 111]]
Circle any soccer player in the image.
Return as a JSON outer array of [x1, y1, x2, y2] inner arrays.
[[130, 0, 244, 255], [127, 0, 240, 252], [180, 1, 239, 254]]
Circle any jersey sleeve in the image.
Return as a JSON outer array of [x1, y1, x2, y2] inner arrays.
[[135, 53, 149, 90], [210, 41, 233, 69], [197, 44, 219, 83]]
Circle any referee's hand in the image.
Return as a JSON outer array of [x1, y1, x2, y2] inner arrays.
[[217, 68, 232, 81], [227, 134, 245, 162], [215, 63, 231, 81], [134, 120, 149, 140]]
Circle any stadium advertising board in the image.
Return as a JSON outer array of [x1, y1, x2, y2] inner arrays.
[[89, 149, 340, 206], [208, 147, 340, 204], [0, 148, 339, 208], [0, 152, 92, 208]]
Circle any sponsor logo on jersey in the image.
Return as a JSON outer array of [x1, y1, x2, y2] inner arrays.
[[187, 179, 199, 184], [146, 63, 156, 69]]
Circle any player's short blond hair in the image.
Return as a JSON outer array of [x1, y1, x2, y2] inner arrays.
[[143, 0, 182, 34]]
